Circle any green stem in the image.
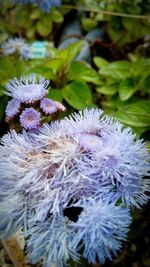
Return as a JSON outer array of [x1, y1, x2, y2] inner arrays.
[[61, 4, 150, 20]]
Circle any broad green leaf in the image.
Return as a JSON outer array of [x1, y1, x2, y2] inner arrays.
[[114, 100, 150, 128], [62, 80, 93, 110], [23, 64, 55, 80], [94, 57, 109, 69], [56, 41, 84, 64], [96, 83, 118, 95], [44, 58, 64, 74], [69, 61, 100, 84], [100, 61, 132, 79], [119, 78, 135, 101], [47, 89, 63, 102]]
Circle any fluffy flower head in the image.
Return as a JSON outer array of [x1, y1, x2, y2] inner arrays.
[[5, 99, 21, 118], [40, 98, 57, 115], [19, 108, 41, 130], [1, 37, 31, 59], [5, 74, 49, 103], [0, 108, 149, 267]]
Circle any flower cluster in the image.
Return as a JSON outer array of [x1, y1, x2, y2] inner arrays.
[[4, 74, 66, 130], [1, 38, 31, 59], [13, 0, 61, 12], [0, 108, 149, 267], [1, 38, 51, 59]]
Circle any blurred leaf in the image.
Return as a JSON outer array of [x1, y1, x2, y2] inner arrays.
[[96, 83, 118, 95], [0, 57, 25, 85], [144, 74, 150, 92], [51, 9, 63, 23], [36, 20, 52, 36], [81, 17, 98, 31], [26, 26, 36, 38], [47, 89, 63, 102], [119, 78, 135, 101], [0, 85, 5, 97], [30, 8, 41, 20], [94, 56, 109, 69], [69, 61, 100, 84], [114, 100, 150, 128], [100, 61, 132, 79], [62, 80, 93, 110]]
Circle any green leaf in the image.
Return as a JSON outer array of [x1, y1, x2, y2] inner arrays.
[[100, 61, 132, 79], [26, 26, 36, 38], [69, 61, 100, 85], [0, 57, 25, 85], [81, 17, 98, 31], [47, 89, 63, 102], [56, 41, 84, 64], [51, 9, 63, 23], [119, 78, 135, 101], [96, 83, 118, 95], [36, 20, 52, 36], [30, 8, 41, 20], [44, 58, 64, 75], [62, 80, 93, 110], [93, 57, 109, 69], [114, 100, 150, 128]]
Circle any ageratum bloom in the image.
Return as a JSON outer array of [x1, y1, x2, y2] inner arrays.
[[40, 98, 57, 115], [5, 74, 49, 103], [5, 99, 21, 118], [0, 109, 149, 267], [1, 38, 31, 59], [71, 198, 131, 264], [20, 108, 41, 130], [13, 0, 61, 12]]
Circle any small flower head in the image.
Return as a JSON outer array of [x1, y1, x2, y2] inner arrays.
[[26, 215, 79, 267], [71, 199, 131, 264], [5, 99, 21, 118], [1, 37, 31, 59], [5, 74, 49, 103], [19, 108, 41, 130], [40, 98, 57, 115]]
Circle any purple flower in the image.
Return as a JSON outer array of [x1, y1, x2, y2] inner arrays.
[[1, 38, 31, 59], [26, 215, 79, 266], [5, 74, 49, 103], [5, 99, 21, 118], [71, 198, 131, 264], [0, 108, 149, 267], [40, 98, 57, 115], [13, 0, 61, 12], [19, 108, 41, 130]]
